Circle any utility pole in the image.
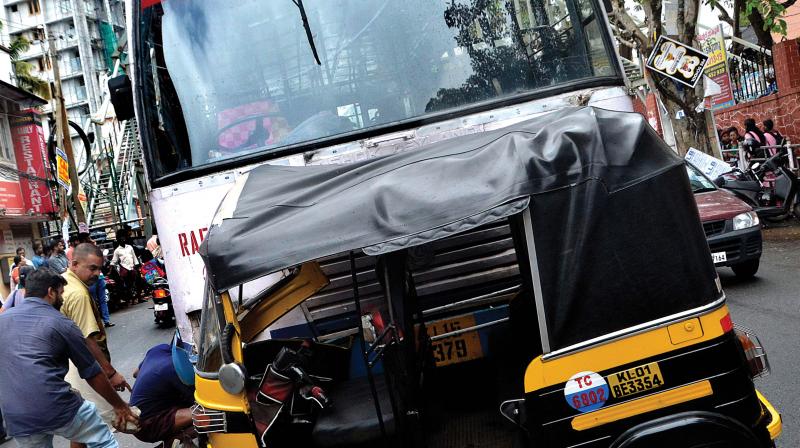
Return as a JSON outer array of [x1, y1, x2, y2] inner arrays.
[[47, 36, 87, 226]]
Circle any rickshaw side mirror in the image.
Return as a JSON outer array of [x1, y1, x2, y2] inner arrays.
[[499, 399, 526, 427]]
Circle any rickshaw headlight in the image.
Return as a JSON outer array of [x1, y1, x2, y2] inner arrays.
[[734, 325, 770, 379], [733, 211, 760, 230]]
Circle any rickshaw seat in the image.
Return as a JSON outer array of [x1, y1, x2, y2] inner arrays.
[[312, 375, 395, 446]]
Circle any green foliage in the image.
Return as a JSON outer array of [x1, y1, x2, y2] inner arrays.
[[9, 36, 31, 61], [7, 35, 51, 99], [740, 0, 788, 34]]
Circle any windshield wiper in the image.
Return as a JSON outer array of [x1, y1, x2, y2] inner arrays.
[[693, 187, 717, 193], [292, 0, 322, 65]]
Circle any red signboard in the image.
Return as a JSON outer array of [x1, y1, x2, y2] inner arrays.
[[0, 180, 25, 215], [11, 110, 57, 215]]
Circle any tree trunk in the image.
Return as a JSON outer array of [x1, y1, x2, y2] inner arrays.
[[655, 82, 712, 156], [748, 11, 775, 49]]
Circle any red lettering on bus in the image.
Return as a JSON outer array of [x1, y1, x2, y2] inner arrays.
[[190, 231, 200, 254], [178, 232, 189, 256]]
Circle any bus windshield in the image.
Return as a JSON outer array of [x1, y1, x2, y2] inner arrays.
[[137, 0, 618, 179]]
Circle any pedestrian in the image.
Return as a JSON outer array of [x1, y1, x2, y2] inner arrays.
[[719, 128, 730, 147], [0, 265, 33, 313], [111, 235, 141, 303], [9, 255, 26, 291], [66, 236, 80, 264], [49, 239, 70, 273], [726, 126, 741, 149], [32, 241, 48, 269], [130, 341, 195, 446], [61, 243, 132, 432], [146, 235, 162, 260], [89, 272, 114, 328], [763, 119, 785, 147], [743, 118, 771, 157], [0, 268, 138, 448]]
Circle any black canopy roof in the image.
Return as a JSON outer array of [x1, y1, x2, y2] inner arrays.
[[200, 107, 720, 350]]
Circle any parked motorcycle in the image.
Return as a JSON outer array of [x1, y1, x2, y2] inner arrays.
[[142, 258, 174, 327], [714, 151, 800, 222], [152, 276, 174, 327]]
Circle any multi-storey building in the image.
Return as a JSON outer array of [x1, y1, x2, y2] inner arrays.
[[1, 0, 125, 125]]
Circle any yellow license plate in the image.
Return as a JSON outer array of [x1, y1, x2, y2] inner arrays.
[[607, 362, 664, 398], [425, 315, 483, 367]]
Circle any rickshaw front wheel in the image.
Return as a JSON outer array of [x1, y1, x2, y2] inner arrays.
[[611, 411, 766, 448]]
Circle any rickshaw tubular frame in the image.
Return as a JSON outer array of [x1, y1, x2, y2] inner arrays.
[[522, 207, 552, 353], [541, 295, 727, 361], [348, 250, 389, 442]]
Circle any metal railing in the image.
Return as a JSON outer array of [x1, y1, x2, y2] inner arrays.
[[723, 35, 775, 103], [721, 142, 800, 173], [728, 49, 775, 103]]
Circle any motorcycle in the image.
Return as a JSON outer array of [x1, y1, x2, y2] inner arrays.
[[714, 151, 800, 222], [151, 277, 174, 327], [142, 258, 174, 327]]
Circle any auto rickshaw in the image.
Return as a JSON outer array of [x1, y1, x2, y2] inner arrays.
[[192, 107, 781, 447]]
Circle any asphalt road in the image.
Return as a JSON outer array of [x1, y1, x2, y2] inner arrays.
[[720, 227, 800, 448], [44, 226, 799, 447]]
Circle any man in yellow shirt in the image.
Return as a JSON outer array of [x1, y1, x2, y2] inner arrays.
[[61, 243, 132, 442]]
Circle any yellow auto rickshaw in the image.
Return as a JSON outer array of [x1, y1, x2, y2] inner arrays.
[[191, 107, 781, 448]]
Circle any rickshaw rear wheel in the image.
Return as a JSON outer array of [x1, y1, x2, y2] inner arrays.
[[610, 411, 765, 448]]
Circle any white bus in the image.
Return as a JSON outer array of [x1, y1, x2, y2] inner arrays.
[[122, 0, 633, 342]]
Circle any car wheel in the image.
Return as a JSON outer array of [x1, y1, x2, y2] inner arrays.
[[732, 259, 760, 278]]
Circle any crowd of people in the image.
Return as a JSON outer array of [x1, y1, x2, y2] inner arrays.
[[0, 232, 192, 448], [718, 117, 786, 162]]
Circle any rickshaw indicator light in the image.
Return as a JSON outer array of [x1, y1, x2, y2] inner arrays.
[[735, 326, 771, 379], [719, 313, 734, 333]]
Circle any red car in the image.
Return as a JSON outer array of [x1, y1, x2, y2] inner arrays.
[[687, 163, 763, 278]]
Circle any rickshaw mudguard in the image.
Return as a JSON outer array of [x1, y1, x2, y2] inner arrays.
[[757, 390, 782, 440], [206, 432, 259, 448], [238, 262, 329, 343], [521, 304, 775, 447]]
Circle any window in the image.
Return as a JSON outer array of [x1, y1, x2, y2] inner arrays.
[[28, 0, 41, 15], [137, 0, 619, 179], [10, 5, 18, 13]]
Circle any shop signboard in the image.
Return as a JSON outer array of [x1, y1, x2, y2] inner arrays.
[[697, 25, 735, 110], [0, 173, 25, 216], [11, 110, 57, 215], [646, 35, 709, 88], [56, 148, 70, 189]]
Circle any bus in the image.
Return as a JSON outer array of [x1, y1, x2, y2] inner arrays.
[[123, 0, 634, 343]]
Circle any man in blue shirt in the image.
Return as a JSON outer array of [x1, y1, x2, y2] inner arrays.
[[130, 343, 195, 444], [0, 268, 138, 447]]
